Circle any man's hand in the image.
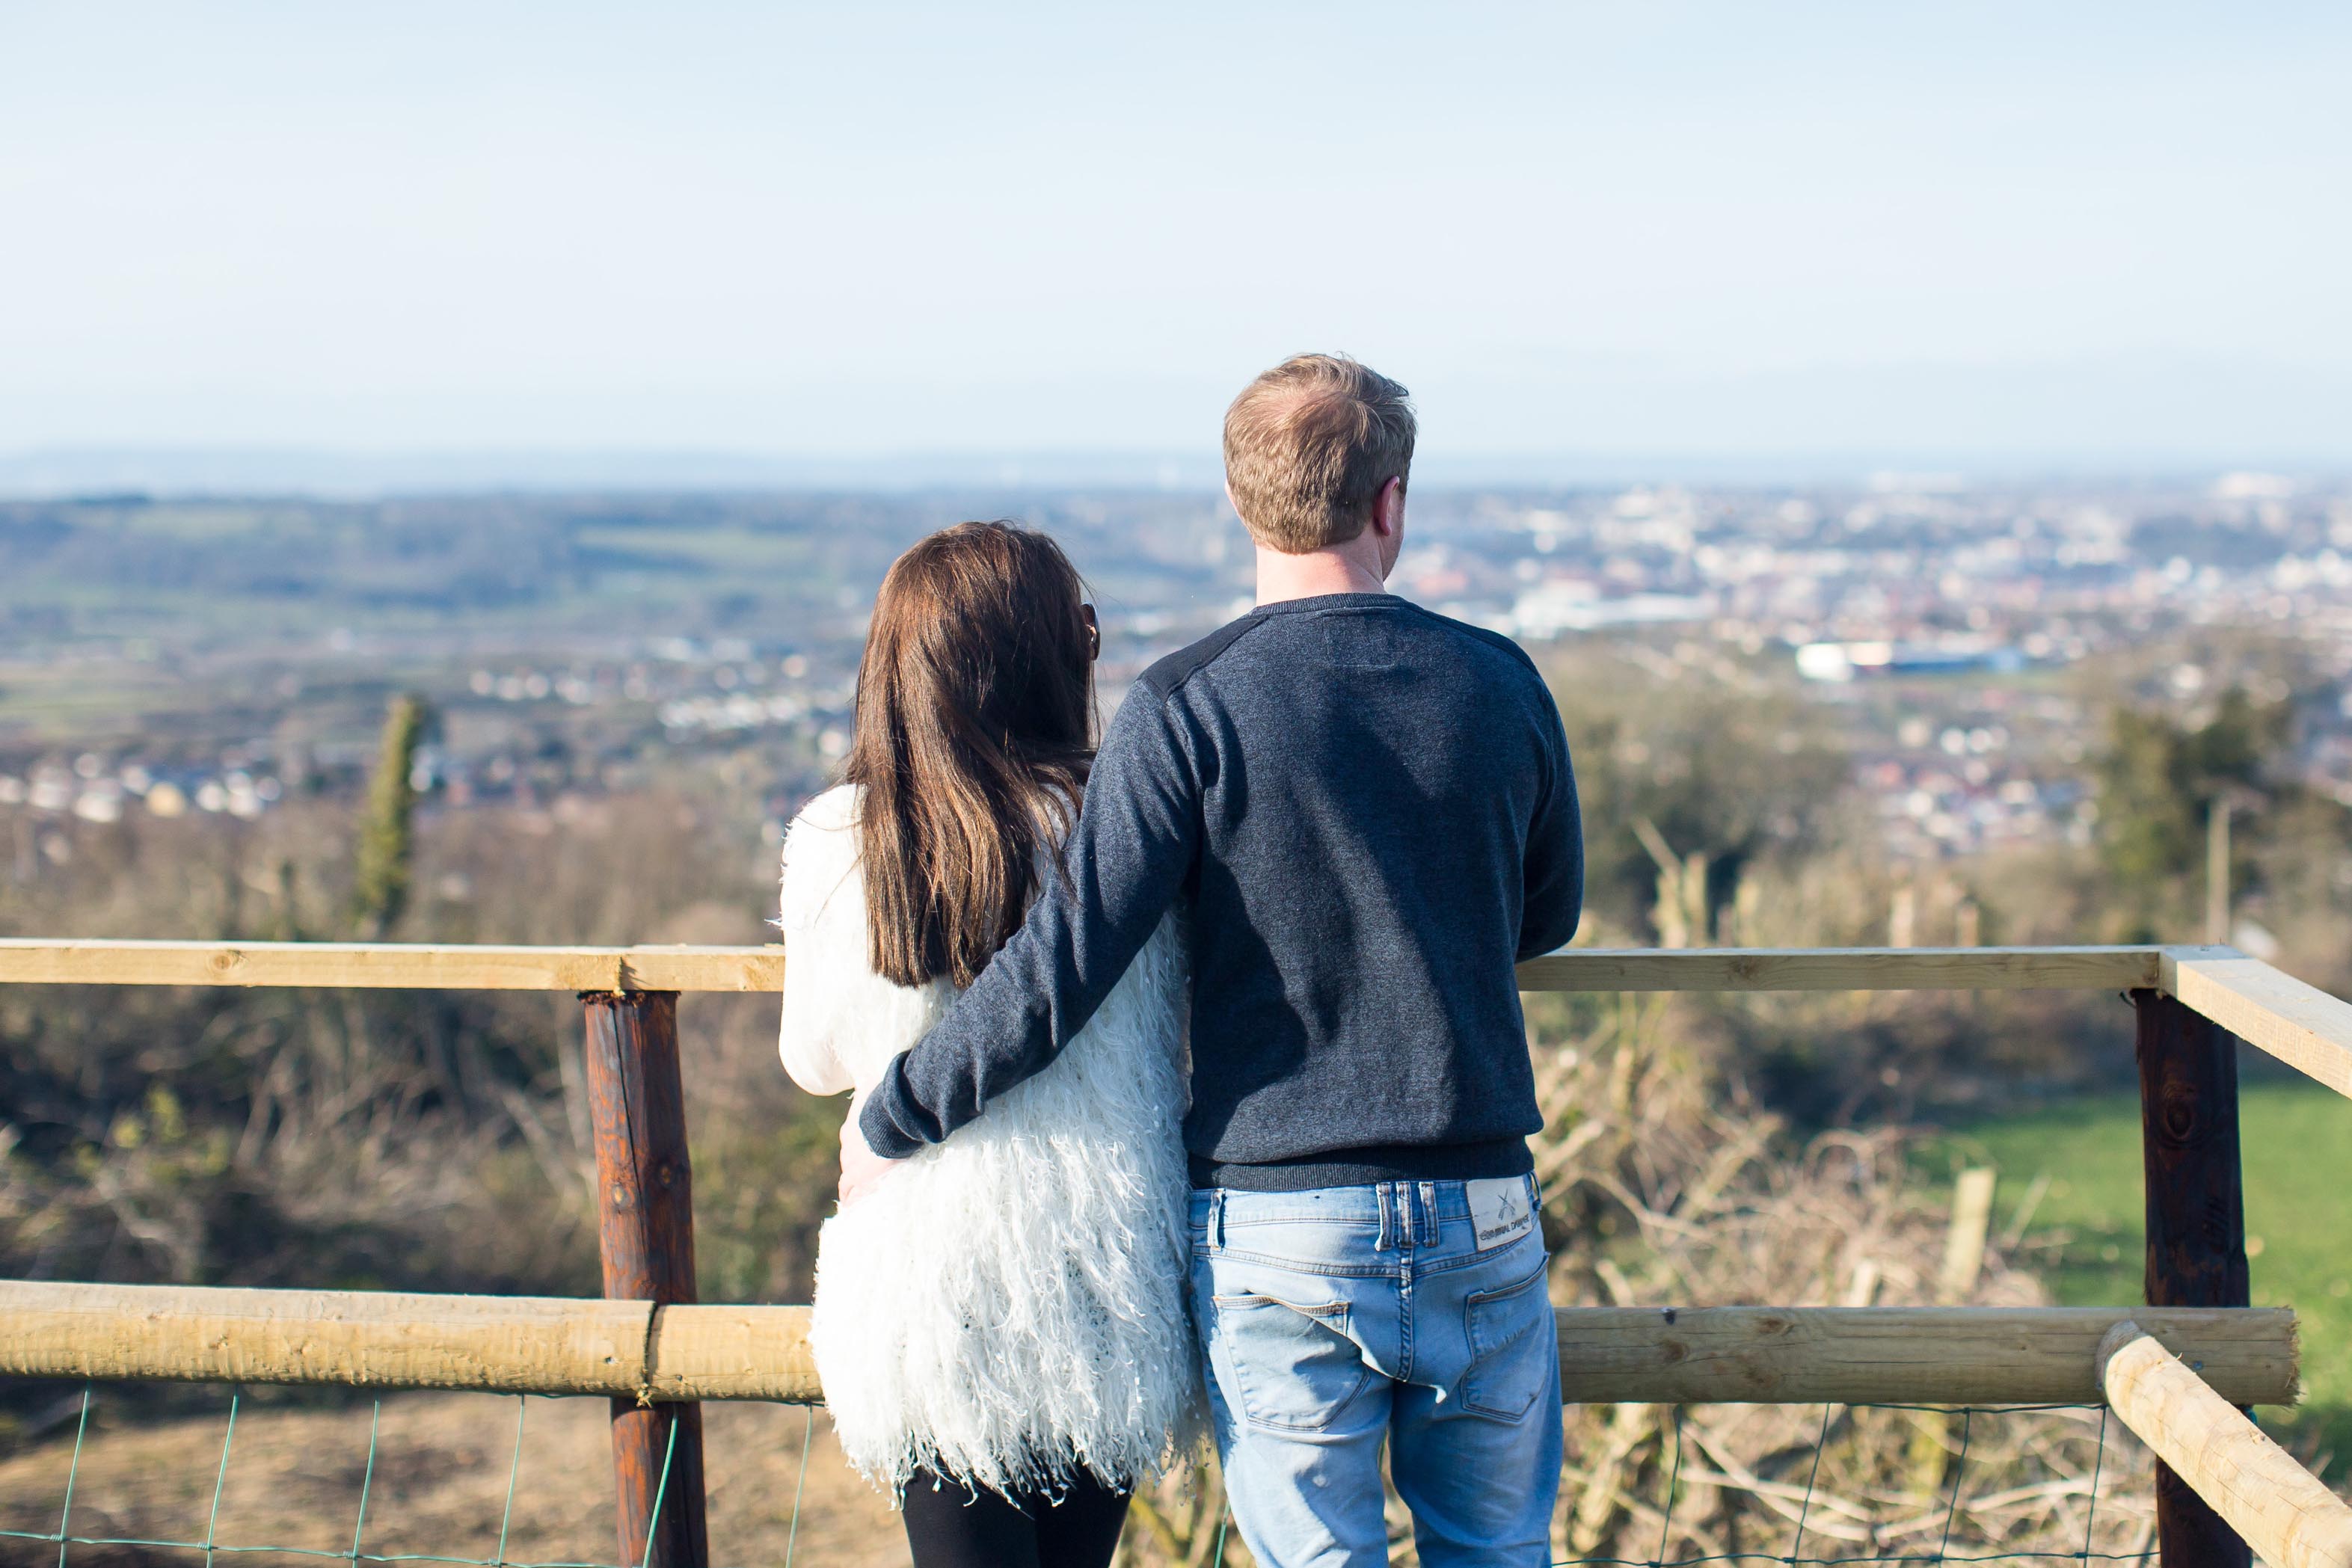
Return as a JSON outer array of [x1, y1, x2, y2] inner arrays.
[[837, 1113, 905, 1206]]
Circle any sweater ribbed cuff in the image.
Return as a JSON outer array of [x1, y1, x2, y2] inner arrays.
[[858, 1059, 933, 1159]]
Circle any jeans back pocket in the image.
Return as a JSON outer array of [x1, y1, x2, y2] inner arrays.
[[1210, 1292, 1373, 1433], [1461, 1261, 1552, 1421]]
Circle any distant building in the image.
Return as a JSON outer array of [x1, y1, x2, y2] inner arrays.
[[1796, 641, 2026, 682]]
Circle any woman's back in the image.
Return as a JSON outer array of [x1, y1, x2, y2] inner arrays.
[[779, 782, 1197, 1496]]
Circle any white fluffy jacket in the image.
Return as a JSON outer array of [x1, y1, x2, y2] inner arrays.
[[777, 784, 1201, 1497]]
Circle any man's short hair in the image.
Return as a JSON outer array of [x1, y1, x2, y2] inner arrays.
[[1223, 354, 1416, 553]]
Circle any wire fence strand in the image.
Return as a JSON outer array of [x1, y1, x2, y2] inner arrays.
[[0, 1382, 2173, 1568], [2078, 1406, 2107, 1564], [202, 1393, 239, 1568], [782, 1405, 811, 1568], [51, 1386, 88, 1568], [493, 1397, 527, 1568], [351, 1400, 382, 1568]]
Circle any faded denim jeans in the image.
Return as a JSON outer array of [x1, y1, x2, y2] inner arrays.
[[1188, 1177, 1562, 1567]]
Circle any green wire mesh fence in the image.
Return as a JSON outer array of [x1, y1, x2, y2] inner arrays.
[[0, 1384, 2169, 1568], [1, 1388, 720, 1568]]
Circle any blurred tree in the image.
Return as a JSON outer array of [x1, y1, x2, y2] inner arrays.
[[352, 694, 429, 938], [2094, 688, 2285, 935], [1545, 652, 1849, 943]]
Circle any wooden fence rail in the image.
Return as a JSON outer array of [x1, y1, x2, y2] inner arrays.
[[2101, 1321, 2352, 1568], [0, 937, 2343, 1101], [0, 938, 2161, 994], [0, 1282, 2301, 1408], [7, 935, 2351, 1568]]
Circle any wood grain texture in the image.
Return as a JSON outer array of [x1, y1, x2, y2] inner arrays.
[[1551, 1305, 2294, 1406], [584, 991, 707, 1568], [0, 1289, 2296, 1407], [648, 1305, 822, 1403], [1514, 945, 2163, 992], [586, 993, 700, 1309], [0, 938, 2168, 994], [2135, 988, 2255, 1568], [2101, 1323, 2352, 1568], [0, 938, 787, 992], [5, 938, 2345, 1033], [2136, 993, 2252, 1319], [2164, 947, 2352, 1100], [0, 1281, 653, 1393]]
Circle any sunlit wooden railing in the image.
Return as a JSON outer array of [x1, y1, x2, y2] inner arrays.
[[3, 939, 2348, 1568]]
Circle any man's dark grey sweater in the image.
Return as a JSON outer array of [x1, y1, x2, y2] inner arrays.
[[859, 591, 1583, 1191]]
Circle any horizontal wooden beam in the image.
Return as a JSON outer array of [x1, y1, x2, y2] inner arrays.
[[0, 1284, 2296, 1406], [5, 939, 2334, 1064], [0, 939, 787, 993], [1517, 944, 2161, 994], [646, 1302, 820, 1403], [2164, 947, 2352, 1102], [2101, 1321, 2352, 1568], [1563, 1304, 2295, 1406], [0, 1282, 809, 1402], [0, 1281, 658, 1396], [0, 938, 2164, 994]]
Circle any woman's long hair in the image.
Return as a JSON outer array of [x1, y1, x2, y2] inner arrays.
[[844, 520, 1096, 988]]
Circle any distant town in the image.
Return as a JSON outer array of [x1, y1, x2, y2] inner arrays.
[[4, 473, 2348, 879]]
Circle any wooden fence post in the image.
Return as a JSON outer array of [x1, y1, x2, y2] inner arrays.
[[2133, 989, 2252, 1568], [584, 991, 708, 1568]]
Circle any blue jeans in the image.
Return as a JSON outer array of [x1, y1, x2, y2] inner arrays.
[[1188, 1178, 1562, 1567]]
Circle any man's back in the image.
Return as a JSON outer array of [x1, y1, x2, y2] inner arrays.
[[852, 354, 1579, 1567], [1141, 592, 1581, 1188], [857, 589, 1582, 1190]]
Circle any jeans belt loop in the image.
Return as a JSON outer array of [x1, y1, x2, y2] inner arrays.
[[1209, 1188, 1226, 1249], [1374, 1182, 1393, 1252], [1417, 1180, 1439, 1246]]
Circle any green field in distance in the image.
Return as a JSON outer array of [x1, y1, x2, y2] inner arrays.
[[1923, 1079, 2352, 1460]]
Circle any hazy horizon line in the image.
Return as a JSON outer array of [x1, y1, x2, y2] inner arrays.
[[5, 443, 2347, 501]]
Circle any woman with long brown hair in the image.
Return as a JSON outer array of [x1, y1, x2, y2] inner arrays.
[[776, 521, 1197, 1568]]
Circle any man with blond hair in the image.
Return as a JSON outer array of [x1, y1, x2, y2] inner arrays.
[[850, 354, 1583, 1564]]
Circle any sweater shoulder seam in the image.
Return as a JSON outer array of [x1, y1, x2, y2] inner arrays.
[[1137, 615, 1269, 700]]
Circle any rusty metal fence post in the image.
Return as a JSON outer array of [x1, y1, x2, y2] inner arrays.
[[2132, 989, 2252, 1568], [583, 990, 708, 1568]]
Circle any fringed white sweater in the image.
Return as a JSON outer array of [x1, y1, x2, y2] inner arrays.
[[777, 784, 1201, 1498]]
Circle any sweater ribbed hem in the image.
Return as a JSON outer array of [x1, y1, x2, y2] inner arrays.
[[1188, 1136, 1533, 1193]]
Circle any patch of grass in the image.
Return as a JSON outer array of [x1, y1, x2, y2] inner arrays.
[[572, 524, 820, 572], [1919, 1080, 2352, 1460]]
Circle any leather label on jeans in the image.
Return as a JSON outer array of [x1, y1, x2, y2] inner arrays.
[[1467, 1178, 1535, 1251]]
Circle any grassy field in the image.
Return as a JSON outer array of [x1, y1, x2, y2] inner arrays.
[[1922, 1076, 2352, 1460]]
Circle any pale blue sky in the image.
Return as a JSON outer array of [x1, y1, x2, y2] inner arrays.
[[3, 2, 2349, 470]]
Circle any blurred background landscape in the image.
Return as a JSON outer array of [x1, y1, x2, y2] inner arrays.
[[6, 472, 2352, 1558], [5, 0, 2351, 1558]]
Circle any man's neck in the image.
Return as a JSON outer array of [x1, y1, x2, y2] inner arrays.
[[1253, 544, 1389, 607]]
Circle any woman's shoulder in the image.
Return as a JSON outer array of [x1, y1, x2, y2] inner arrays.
[[793, 782, 862, 836], [779, 784, 864, 932]]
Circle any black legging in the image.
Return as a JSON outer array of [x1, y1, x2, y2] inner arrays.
[[900, 1466, 1132, 1568]]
